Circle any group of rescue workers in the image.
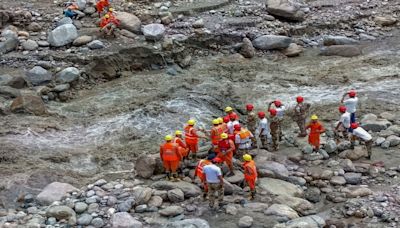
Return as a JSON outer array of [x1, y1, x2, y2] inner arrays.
[[63, 0, 120, 36], [160, 90, 374, 209]]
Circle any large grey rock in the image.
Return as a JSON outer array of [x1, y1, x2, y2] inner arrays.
[[48, 24, 78, 47], [148, 196, 163, 208], [265, 204, 299, 219], [252, 35, 291, 50], [0, 36, 19, 54], [0, 86, 21, 98], [344, 172, 362, 185], [135, 154, 156, 178], [46, 205, 76, 225], [386, 135, 400, 147], [330, 176, 346, 185], [167, 188, 184, 203], [339, 146, 368, 161], [320, 45, 361, 57], [74, 202, 88, 213], [266, 0, 305, 21], [345, 187, 373, 198], [10, 95, 47, 116], [304, 187, 321, 203], [0, 74, 25, 88], [374, 16, 397, 26], [36, 182, 78, 205], [151, 181, 201, 198], [77, 213, 92, 225], [72, 35, 92, 46], [240, 38, 255, 58], [132, 186, 152, 205], [142, 24, 165, 41], [225, 170, 244, 184], [159, 206, 184, 217], [274, 195, 314, 212], [56, 67, 80, 83], [323, 36, 359, 46], [163, 219, 210, 228], [21, 39, 38, 50], [111, 212, 142, 228], [324, 140, 337, 153], [116, 12, 141, 33], [258, 161, 289, 179], [361, 114, 391, 132], [57, 17, 73, 27], [259, 178, 303, 197], [282, 215, 325, 228], [238, 216, 253, 228], [26, 66, 52, 86]]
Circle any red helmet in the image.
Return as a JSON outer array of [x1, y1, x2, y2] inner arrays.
[[274, 100, 282, 107], [213, 157, 223, 163], [223, 116, 230, 123], [229, 113, 238, 120], [258, 111, 265, 118], [296, 96, 304, 103], [351, 123, 359, 129], [269, 109, 277, 116], [234, 124, 241, 130], [348, 90, 356, 98], [339, 106, 347, 113], [246, 104, 254, 111]]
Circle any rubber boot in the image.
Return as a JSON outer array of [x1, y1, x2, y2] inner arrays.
[[172, 173, 180, 182], [250, 190, 256, 200], [165, 172, 171, 181]]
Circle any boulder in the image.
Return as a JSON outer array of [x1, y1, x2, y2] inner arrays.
[[266, 0, 305, 21], [88, 40, 105, 49], [375, 137, 385, 146], [238, 216, 253, 228], [74, 202, 88, 213], [330, 176, 346, 185], [84, 6, 96, 15], [77, 213, 92, 225], [323, 36, 359, 46], [76, 0, 87, 10], [111, 212, 142, 228], [282, 43, 303, 57], [320, 45, 361, 57], [344, 172, 362, 185], [46, 205, 76, 225], [324, 140, 337, 153], [142, 23, 165, 41], [304, 187, 321, 203], [21, 39, 38, 50], [164, 219, 210, 228], [148, 196, 163, 208], [72, 35, 92, 46], [116, 12, 141, 33], [387, 125, 400, 135], [0, 86, 21, 98], [132, 186, 152, 205], [0, 74, 26, 89], [0, 36, 19, 54], [337, 141, 352, 151], [57, 17, 73, 27], [26, 66, 52, 86], [151, 181, 201, 198], [345, 187, 373, 198], [223, 178, 235, 195], [265, 204, 299, 219], [361, 114, 391, 132], [259, 178, 303, 197], [27, 22, 42, 32], [252, 35, 292, 50], [386, 135, 400, 147], [283, 215, 325, 228], [159, 206, 184, 217], [257, 161, 289, 179], [36, 182, 78, 205], [240, 38, 255, 58], [225, 170, 244, 184], [340, 159, 355, 172], [339, 146, 368, 160], [48, 24, 78, 47], [167, 188, 184, 203], [374, 16, 397, 26], [10, 95, 47, 116], [56, 67, 80, 83], [135, 154, 156, 178], [274, 195, 314, 212]]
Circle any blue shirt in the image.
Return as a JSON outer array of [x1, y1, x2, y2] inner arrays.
[[203, 164, 222, 184]]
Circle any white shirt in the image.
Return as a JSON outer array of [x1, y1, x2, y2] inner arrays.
[[235, 131, 254, 149], [257, 118, 270, 136], [203, 164, 222, 184], [344, 97, 358, 113], [276, 106, 286, 118], [353, 127, 372, 141], [339, 112, 351, 129], [227, 120, 239, 135]]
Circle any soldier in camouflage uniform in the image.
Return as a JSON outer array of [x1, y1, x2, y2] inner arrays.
[[269, 109, 280, 151], [268, 100, 285, 141], [293, 96, 311, 137], [246, 104, 258, 148]]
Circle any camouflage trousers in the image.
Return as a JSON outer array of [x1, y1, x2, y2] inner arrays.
[[271, 131, 280, 151], [295, 118, 307, 136], [248, 127, 257, 146], [260, 135, 269, 149], [207, 183, 224, 208]]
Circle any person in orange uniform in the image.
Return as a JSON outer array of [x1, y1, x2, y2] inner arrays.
[[195, 153, 215, 198], [210, 119, 222, 147], [99, 14, 120, 36], [217, 133, 235, 176], [225, 106, 239, 120], [160, 135, 181, 181], [306, 115, 325, 152], [105, 7, 115, 19], [221, 116, 229, 133], [242, 154, 257, 200], [173, 130, 188, 161], [96, 0, 110, 18], [184, 119, 205, 160]]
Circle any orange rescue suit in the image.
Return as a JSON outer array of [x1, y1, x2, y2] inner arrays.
[[160, 142, 181, 173], [217, 139, 235, 169], [243, 160, 257, 190], [195, 159, 212, 192], [96, 0, 110, 13], [173, 137, 188, 158], [306, 121, 325, 148], [184, 125, 199, 153], [210, 126, 221, 145]]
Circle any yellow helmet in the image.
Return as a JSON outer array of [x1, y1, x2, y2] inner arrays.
[[187, 119, 196, 125], [175, 130, 182, 136], [104, 14, 110, 18], [311, 114, 318, 120], [165, 135, 173, 141], [225, 106, 233, 112], [217, 117, 223, 124], [243, 154, 252, 162], [109, 7, 113, 12], [212, 119, 219, 125], [221, 133, 228, 139]]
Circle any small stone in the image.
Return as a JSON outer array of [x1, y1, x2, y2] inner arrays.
[[330, 176, 346, 185], [135, 204, 148, 213], [344, 172, 362, 185], [88, 40, 105, 49], [159, 206, 184, 217], [238, 216, 253, 228], [91, 217, 105, 227], [74, 202, 88, 213], [77, 213, 93, 225], [21, 39, 38, 51], [192, 19, 204, 28], [226, 204, 238, 215]]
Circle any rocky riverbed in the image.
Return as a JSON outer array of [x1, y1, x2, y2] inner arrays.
[[1, 0, 400, 227]]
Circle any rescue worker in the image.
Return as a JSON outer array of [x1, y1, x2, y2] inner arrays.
[[99, 14, 120, 36], [269, 109, 281, 151], [63, 7, 78, 19], [306, 115, 325, 152], [210, 119, 222, 147], [195, 153, 215, 198], [246, 104, 258, 147], [341, 90, 358, 132], [334, 106, 351, 143], [96, 0, 110, 18], [293, 96, 311, 137], [105, 7, 115, 19], [225, 106, 239, 120], [268, 100, 285, 140], [227, 113, 239, 135], [184, 119, 205, 160], [231, 124, 241, 141], [350, 123, 373, 159], [173, 130, 188, 162], [221, 116, 229, 133], [257, 111, 270, 149], [217, 133, 235, 176], [235, 125, 254, 159], [160, 135, 181, 181], [203, 157, 224, 209], [242, 154, 257, 200]]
